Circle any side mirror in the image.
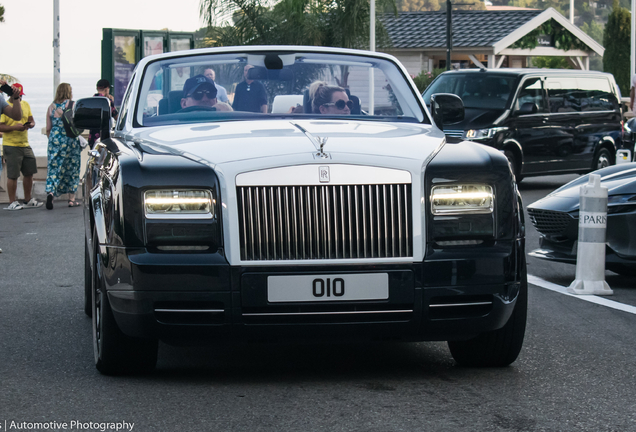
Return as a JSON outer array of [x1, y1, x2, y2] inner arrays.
[[430, 93, 464, 130], [73, 97, 112, 140], [516, 102, 538, 116]]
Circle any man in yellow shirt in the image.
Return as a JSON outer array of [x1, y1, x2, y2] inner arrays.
[[0, 84, 43, 210]]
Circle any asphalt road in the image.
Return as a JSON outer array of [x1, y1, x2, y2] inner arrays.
[[1, 177, 635, 432]]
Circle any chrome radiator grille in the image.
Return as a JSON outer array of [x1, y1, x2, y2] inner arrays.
[[237, 184, 413, 260]]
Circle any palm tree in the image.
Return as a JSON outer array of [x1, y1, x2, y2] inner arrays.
[[200, 0, 396, 49]]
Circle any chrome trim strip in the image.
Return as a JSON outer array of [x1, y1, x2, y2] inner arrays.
[[397, 184, 402, 256], [429, 302, 492, 308], [243, 309, 414, 317], [144, 213, 213, 220], [155, 309, 225, 313], [354, 185, 360, 257], [241, 188, 248, 259], [383, 185, 389, 257], [340, 185, 346, 259], [236, 165, 412, 186]]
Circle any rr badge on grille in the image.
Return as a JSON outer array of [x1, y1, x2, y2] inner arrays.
[[319, 166, 330, 183]]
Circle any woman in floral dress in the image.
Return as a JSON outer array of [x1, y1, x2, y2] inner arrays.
[[45, 83, 81, 209]]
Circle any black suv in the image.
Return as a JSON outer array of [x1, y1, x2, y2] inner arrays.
[[423, 69, 625, 180]]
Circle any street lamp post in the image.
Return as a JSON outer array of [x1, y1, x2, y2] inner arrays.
[[632, 0, 635, 88], [370, 0, 375, 114], [446, 0, 452, 70], [53, 0, 60, 97]]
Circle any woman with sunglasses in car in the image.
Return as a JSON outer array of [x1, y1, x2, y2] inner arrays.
[[312, 84, 352, 115]]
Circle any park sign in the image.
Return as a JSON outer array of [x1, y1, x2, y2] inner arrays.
[[101, 28, 195, 107]]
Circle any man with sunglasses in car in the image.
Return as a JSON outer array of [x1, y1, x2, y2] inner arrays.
[[312, 84, 352, 115], [180, 74, 219, 111]]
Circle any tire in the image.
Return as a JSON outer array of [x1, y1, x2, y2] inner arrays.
[[592, 147, 611, 171], [504, 150, 523, 183], [448, 259, 527, 367], [92, 228, 158, 375], [84, 239, 92, 317]]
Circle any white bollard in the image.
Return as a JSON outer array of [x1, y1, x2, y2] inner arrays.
[[567, 174, 613, 295]]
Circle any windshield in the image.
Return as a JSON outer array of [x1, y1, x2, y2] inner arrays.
[[135, 50, 427, 127], [423, 73, 516, 110]]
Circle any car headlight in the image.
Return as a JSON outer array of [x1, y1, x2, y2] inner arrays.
[[430, 184, 494, 215], [465, 127, 507, 140], [144, 189, 214, 219]]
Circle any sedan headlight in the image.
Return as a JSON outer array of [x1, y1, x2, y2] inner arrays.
[[431, 184, 494, 215], [465, 127, 507, 140], [144, 189, 214, 219]]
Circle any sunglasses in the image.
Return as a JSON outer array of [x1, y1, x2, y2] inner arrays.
[[187, 89, 214, 100], [323, 99, 353, 110]]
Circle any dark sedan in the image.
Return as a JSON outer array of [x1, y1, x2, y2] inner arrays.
[[528, 163, 636, 275]]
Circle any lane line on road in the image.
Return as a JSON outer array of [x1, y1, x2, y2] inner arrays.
[[528, 274, 636, 315]]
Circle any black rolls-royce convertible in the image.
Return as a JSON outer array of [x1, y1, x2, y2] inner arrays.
[[76, 46, 526, 374]]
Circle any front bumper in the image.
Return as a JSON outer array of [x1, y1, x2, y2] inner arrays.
[[103, 241, 523, 344], [529, 236, 636, 274]]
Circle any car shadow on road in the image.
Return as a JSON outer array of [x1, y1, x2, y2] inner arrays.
[[145, 340, 525, 383]]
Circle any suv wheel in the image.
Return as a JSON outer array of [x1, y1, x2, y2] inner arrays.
[[593, 148, 611, 170]]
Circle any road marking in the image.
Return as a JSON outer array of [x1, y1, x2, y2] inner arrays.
[[529, 274, 636, 315]]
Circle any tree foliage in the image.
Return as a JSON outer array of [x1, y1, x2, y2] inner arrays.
[[603, 0, 630, 95], [511, 19, 588, 51], [396, 0, 484, 12], [0, 4, 4, 22], [412, 68, 445, 92], [200, 0, 397, 49], [531, 56, 572, 69], [580, 20, 604, 44]]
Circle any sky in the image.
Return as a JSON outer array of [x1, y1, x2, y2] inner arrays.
[[1, 0, 206, 75]]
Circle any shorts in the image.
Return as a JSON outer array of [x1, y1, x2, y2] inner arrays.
[[3, 146, 37, 179]]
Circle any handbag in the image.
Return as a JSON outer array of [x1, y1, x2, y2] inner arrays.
[[61, 100, 84, 139]]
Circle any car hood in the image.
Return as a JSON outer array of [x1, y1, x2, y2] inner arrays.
[[125, 119, 445, 168], [443, 108, 507, 132], [528, 163, 636, 212]]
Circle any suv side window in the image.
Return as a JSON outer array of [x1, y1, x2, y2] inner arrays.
[[577, 77, 618, 112], [515, 78, 545, 113], [547, 78, 579, 113]]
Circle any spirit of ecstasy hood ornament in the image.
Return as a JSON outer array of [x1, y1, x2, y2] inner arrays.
[[316, 136, 328, 158], [290, 122, 330, 159]]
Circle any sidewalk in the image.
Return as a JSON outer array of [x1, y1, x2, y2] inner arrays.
[[0, 148, 89, 204]]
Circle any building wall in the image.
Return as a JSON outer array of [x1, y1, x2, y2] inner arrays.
[[391, 52, 428, 76]]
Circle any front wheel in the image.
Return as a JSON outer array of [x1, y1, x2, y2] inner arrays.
[[448, 263, 527, 367], [592, 148, 611, 171], [92, 229, 157, 375]]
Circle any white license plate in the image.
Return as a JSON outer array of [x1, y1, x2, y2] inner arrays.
[[268, 273, 388, 303]]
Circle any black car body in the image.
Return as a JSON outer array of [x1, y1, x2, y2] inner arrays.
[[77, 46, 526, 374], [528, 163, 636, 275], [422, 69, 625, 180]]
